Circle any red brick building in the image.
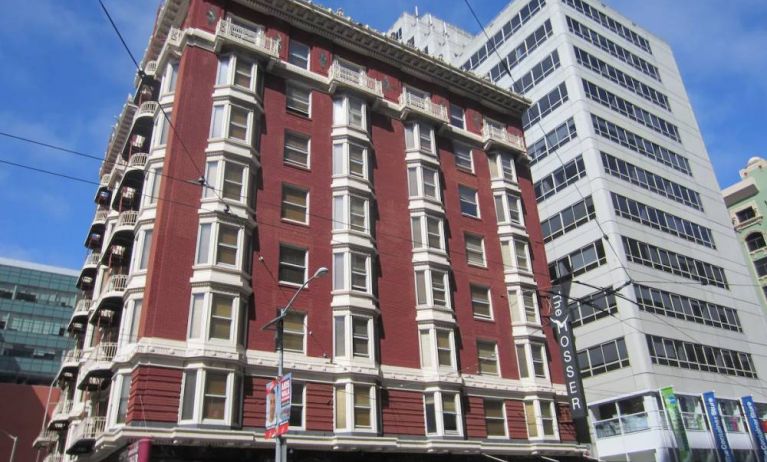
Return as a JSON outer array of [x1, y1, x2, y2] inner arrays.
[[38, 1, 587, 460]]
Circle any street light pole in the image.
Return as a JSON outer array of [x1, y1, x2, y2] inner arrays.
[[0, 429, 18, 462], [262, 267, 328, 462]]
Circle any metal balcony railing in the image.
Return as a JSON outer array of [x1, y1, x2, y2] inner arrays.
[[105, 275, 128, 294], [127, 153, 148, 169], [70, 416, 107, 442], [329, 61, 383, 98], [216, 19, 279, 57]]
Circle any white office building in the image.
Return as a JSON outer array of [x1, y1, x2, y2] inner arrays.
[[390, 1, 767, 460]]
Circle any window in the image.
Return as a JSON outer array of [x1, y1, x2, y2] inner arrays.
[[611, 193, 714, 248], [154, 112, 170, 148], [282, 185, 309, 224], [415, 268, 450, 308], [163, 60, 179, 95], [465, 234, 485, 266], [541, 196, 595, 243], [288, 40, 310, 69], [407, 165, 440, 200], [411, 214, 445, 251], [332, 141, 368, 179], [522, 82, 568, 129], [746, 233, 766, 252], [144, 166, 163, 206], [210, 103, 252, 143], [289, 383, 305, 428], [283, 311, 306, 353], [333, 251, 371, 293], [279, 245, 307, 285], [136, 228, 153, 271], [756, 257, 767, 278], [120, 298, 142, 347], [419, 328, 455, 369], [113, 373, 131, 424], [404, 122, 435, 154], [501, 238, 530, 272], [563, 0, 652, 52], [204, 159, 247, 202], [508, 288, 539, 324], [286, 83, 311, 116], [622, 236, 728, 288], [494, 192, 522, 225], [449, 104, 465, 129], [549, 239, 606, 283], [333, 194, 369, 233], [570, 288, 617, 327], [216, 54, 262, 94], [534, 155, 587, 201], [180, 369, 238, 424], [484, 400, 507, 437], [477, 340, 499, 375], [512, 50, 561, 95], [424, 392, 462, 436], [515, 342, 547, 379], [188, 292, 241, 343], [645, 334, 757, 378], [528, 117, 577, 166], [334, 315, 373, 360], [453, 142, 473, 172], [524, 400, 556, 439], [486, 20, 553, 82], [459, 186, 479, 217], [736, 207, 757, 224], [284, 132, 310, 168], [195, 222, 243, 268], [488, 152, 515, 181], [471, 285, 492, 319], [335, 384, 376, 431], [594, 116, 691, 175], [333, 95, 367, 130], [578, 337, 630, 377]]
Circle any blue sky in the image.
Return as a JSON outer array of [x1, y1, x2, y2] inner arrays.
[[0, 0, 764, 269]]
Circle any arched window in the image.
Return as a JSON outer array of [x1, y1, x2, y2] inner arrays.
[[745, 232, 766, 252]]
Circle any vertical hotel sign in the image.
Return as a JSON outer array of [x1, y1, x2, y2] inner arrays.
[[550, 285, 587, 419], [742, 396, 767, 462], [660, 387, 691, 462], [265, 373, 292, 439], [702, 391, 735, 462]]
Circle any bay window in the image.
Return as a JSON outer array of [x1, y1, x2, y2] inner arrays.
[[333, 141, 369, 179], [119, 298, 142, 348], [407, 164, 440, 200], [488, 152, 516, 182], [335, 383, 377, 431], [333, 193, 369, 233], [210, 103, 253, 143], [203, 158, 247, 202], [411, 214, 445, 250], [415, 267, 450, 309], [516, 342, 548, 379], [501, 238, 531, 272], [195, 221, 245, 269], [216, 54, 263, 96], [334, 314, 374, 360], [161, 60, 178, 95], [508, 288, 540, 324], [333, 95, 367, 130], [419, 327, 455, 369], [111, 372, 131, 425], [424, 391, 462, 436], [180, 368, 240, 425], [144, 166, 162, 206], [494, 192, 522, 225], [405, 121, 435, 154], [135, 228, 153, 271], [187, 291, 243, 344], [524, 399, 557, 439], [333, 250, 371, 293]]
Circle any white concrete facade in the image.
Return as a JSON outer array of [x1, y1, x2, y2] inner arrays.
[[390, 1, 767, 460]]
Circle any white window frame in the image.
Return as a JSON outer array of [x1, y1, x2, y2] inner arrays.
[[471, 284, 493, 320], [405, 121, 436, 154], [143, 165, 163, 206], [414, 267, 451, 309], [333, 193, 370, 234], [407, 164, 441, 201], [134, 227, 153, 272], [424, 391, 463, 437], [334, 383, 377, 432], [459, 185, 480, 218], [215, 53, 263, 95], [195, 220, 244, 269], [488, 152, 516, 182], [284, 131, 311, 169], [282, 184, 310, 225], [484, 399, 508, 438], [209, 102, 253, 144], [410, 213, 445, 251], [494, 192, 522, 225], [288, 382, 306, 430], [524, 399, 558, 439], [508, 288, 541, 324], [161, 60, 179, 95], [332, 250, 372, 294], [449, 104, 466, 129], [332, 141, 369, 180], [282, 310, 307, 354], [286, 82, 312, 116], [453, 142, 474, 172], [333, 314, 374, 362], [419, 327, 456, 370], [278, 244, 308, 286], [516, 342, 549, 379], [119, 297, 142, 349], [287, 40, 310, 69], [501, 239, 531, 273], [109, 372, 132, 426], [187, 290, 243, 345], [179, 368, 239, 425], [203, 157, 249, 203], [477, 340, 500, 376], [465, 233, 486, 267], [333, 95, 368, 131], [152, 113, 170, 148]]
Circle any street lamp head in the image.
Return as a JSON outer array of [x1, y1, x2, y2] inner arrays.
[[312, 267, 329, 279]]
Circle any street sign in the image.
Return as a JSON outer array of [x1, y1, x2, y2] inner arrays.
[[265, 373, 292, 439]]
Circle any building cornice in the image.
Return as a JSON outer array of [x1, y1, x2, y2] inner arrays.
[[232, 0, 530, 117]]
